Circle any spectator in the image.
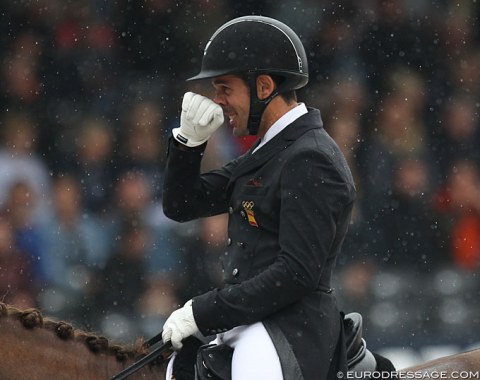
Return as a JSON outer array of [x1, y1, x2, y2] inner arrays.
[[357, 0, 435, 96], [0, 30, 46, 114], [372, 157, 443, 271], [56, 117, 116, 215], [93, 218, 154, 340], [433, 95, 480, 179], [0, 111, 52, 222], [113, 0, 188, 75], [116, 100, 167, 198], [433, 159, 480, 271], [361, 92, 431, 220], [38, 174, 110, 325], [107, 170, 180, 278], [1, 180, 47, 284], [137, 275, 180, 338], [0, 216, 36, 308]]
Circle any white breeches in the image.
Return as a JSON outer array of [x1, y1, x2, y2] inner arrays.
[[214, 322, 283, 380], [165, 321, 283, 380]]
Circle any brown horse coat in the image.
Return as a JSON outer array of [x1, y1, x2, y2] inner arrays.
[[0, 302, 166, 380]]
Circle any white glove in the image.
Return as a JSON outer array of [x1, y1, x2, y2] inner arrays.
[[172, 92, 224, 147], [162, 299, 199, 350]]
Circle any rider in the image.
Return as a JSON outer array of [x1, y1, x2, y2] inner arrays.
[[162, 15, 355, 380]]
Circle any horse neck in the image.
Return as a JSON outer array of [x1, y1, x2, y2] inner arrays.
[[402, 349, 480, 378], [0, 307, 165, 380]]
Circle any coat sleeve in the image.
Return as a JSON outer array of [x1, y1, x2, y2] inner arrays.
[[192, 149, 355, 335], [162, 139, 239, 222]]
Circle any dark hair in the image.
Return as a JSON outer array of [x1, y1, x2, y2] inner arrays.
[[268, 74, 298, 103], [237, 73, 297, 103]]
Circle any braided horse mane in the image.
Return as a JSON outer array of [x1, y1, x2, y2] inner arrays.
[[5, 299, 479, 380], [0, 302, 167, 379]]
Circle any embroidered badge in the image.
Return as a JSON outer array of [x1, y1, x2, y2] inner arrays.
[[242, 201, 259, 227], [245, 177, 263, 187]]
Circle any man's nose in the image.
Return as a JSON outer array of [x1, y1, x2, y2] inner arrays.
[[213, 96, 221, 105], [213, 94, 225, 106]]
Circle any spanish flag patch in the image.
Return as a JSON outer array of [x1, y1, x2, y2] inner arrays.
[[246, 209, 259, 227], [242, 200, 259, 228]]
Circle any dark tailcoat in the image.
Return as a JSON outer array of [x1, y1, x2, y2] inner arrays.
[[163, 108, 356, 380]]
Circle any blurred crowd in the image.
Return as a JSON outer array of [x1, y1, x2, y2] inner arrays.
[[0, 0, 479, 348]]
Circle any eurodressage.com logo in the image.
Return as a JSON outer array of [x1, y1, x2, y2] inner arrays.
[[337, 371, 480, 379]]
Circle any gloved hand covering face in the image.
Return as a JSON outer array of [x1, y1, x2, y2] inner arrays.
[[172, 92, 224, 147]]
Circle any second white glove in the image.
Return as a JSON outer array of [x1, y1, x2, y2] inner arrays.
[[172, 92, 224, 147], [162, 299, 199, 350]]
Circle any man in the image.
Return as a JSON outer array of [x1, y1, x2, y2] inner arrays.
[[162, 16, 356, 380]]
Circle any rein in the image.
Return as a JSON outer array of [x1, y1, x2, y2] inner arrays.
[[110, 332, 172, 380]]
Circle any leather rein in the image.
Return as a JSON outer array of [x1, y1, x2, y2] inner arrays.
[[110, 332, 172, 380]]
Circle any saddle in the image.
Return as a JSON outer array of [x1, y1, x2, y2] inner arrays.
[[187, 312, 377, 380], [195, 344, 233, 380], [112, 313, 391, 380], [343, 312, 396, 374], [344, 312, 376, 372], [344, 312, 367, 367]]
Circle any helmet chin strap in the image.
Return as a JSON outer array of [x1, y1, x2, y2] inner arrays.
[[246, 74, 279, 136]]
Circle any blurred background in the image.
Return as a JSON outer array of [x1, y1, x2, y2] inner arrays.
[[0, 0, 479, 369]]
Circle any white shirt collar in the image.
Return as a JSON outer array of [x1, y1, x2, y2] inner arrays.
[[252, 103, 308, 154]]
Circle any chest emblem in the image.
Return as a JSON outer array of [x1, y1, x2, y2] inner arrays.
[[242, 200, 259, 228]]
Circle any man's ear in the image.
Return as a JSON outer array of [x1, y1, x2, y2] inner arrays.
[[256, 75, 276, 100]]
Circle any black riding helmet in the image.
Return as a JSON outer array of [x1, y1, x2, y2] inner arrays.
[[187, 15, 309, 135]]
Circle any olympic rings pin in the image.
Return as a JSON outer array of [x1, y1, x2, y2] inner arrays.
[[242, 201, 255, 210], [241, 201, 258, 227]]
